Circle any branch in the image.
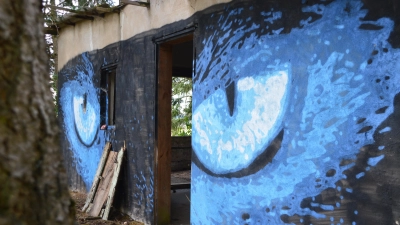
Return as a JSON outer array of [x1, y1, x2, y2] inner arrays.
[[44, 5, 83, 14], [43, 5, 108, 17]]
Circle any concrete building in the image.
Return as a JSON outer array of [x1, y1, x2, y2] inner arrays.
[[57, 0, 400, 224]]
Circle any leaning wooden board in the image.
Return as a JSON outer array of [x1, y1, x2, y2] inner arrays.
[[88, 150, 118, 217], [82, 142, 112, 212], [82, 142, 126, 220], [102, 146, 125, 220]]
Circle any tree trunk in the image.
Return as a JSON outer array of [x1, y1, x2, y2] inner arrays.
[[0, 1, 75, 225]]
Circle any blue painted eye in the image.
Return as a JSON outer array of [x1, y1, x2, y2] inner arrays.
[[192, 70, 290, 174], [60, 53, 106, 188], [73, 93, 99, 147]]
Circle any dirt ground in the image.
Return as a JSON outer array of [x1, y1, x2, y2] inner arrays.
[[70, 191, 143, 225], [70, 170, 191, 225]]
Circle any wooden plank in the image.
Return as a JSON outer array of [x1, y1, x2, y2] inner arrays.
[[87, 203, 93, 213], [44, 5, 84, 14], [171, 183, 190, 193], [120, 0, 150, 7], [87, 151, 118, 217], [94, 6, 114, 13], [72, 14, 95, 21], [171, 137, 192, 171], [164, 34, 193, 45], [83, 216, 101, 220], [44, 5, 104, 17], [155, 43, 173, 225], [102, 145, 126, 220], [82, 142, 112, 212]]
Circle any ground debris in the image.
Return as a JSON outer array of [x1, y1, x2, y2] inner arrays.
[[70, 191, 143, 225]]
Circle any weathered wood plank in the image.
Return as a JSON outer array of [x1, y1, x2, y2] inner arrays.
[[155, 43, 173, 225], [87, 203, 93, 213], [171, 136, 191, 172], [83, 216, 101, 220], [102, 145, 126, 220], [94, 7, 114, 13], [120, 0, 150, 7], [44, 5, 104, 17], [82, 142, 112, 212], [88, 151, 118, 217]]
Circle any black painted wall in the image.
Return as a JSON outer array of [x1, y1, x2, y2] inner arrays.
[[58, 0, 400, 224], [58, 15, 198, 223]]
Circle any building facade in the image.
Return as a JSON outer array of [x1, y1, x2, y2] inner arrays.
[[58, 0, 400, 224]]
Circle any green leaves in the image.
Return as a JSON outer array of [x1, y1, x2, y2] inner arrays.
[[58, 0, 114, 9], [171, 77, 192, 136]]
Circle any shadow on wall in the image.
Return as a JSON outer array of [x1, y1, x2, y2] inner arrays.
[[191, 0, 400, 224]]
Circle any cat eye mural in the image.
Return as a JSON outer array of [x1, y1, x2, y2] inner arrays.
[[193, 70, 290, 174], [58, 44, 155, 223], [191, 0, 400, 224], [57, 0, 400, 223], [59, 53, 107, 188]]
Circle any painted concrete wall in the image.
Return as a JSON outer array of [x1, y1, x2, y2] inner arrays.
[[57, 2, 228, 223], [58, 13, 120, 71], [58, 36, 157, 223], [58, 0, 231, 70], [58, 0, 400, 224], [191, 0, 400, 224], [58, 17, 200, 224], [58, 46, 120, 192]]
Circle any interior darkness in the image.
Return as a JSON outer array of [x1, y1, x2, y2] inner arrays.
[[172, 40, 193, 78], [170, 39, 193, 225]]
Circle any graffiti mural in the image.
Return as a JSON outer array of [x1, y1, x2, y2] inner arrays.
[[192, 0, 400, 224], [193, 71, 290, 174], [59, 53, 107, 188], [59, 40, 156, 222], [132, 168, 154, 214]]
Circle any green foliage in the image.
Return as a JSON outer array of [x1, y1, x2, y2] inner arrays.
[[171, 77, 192, 136], [41, 0, 193, 135], [42, 0, 116, 116], [50, 73, 59, 116], [58, 0, 115, 9]]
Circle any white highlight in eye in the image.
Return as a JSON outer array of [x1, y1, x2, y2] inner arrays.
[[73, 95, 97, 145], [193, 70, 289, 173]]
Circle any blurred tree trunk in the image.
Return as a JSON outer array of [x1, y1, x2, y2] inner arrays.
[[50, 0, 58, 73], [0, 1, 75, 225]]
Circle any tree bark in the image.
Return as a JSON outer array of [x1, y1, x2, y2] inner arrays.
[[0, 1, 75, 225]]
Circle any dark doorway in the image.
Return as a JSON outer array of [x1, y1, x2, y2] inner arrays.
[[155, 33, 193, 225]]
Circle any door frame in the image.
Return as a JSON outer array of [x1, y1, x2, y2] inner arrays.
[[154, 26, 195, 225]]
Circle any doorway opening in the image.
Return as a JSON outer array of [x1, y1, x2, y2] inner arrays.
[[156, 33, 193, 225]]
